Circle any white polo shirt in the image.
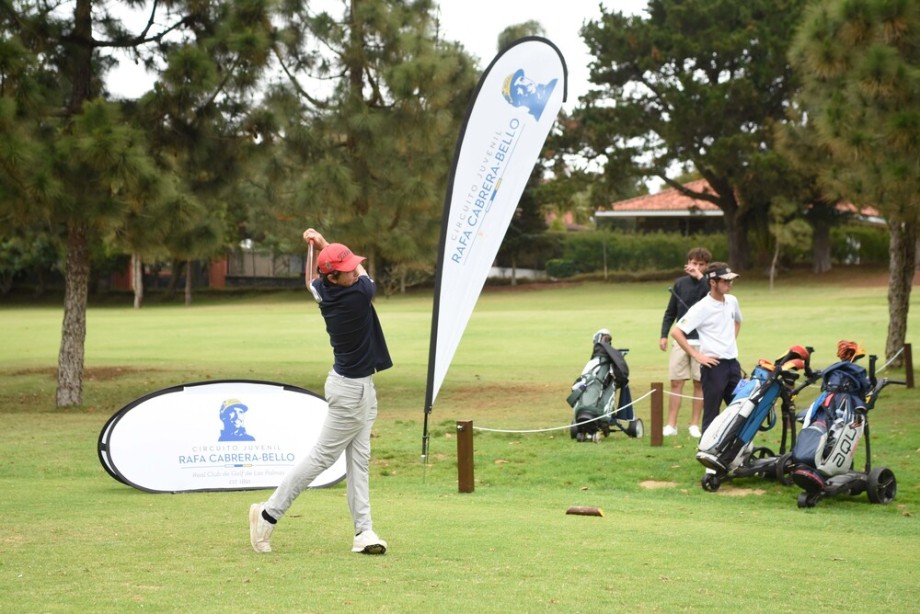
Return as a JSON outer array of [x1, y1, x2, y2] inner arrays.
[[677, 293, 742, 359]]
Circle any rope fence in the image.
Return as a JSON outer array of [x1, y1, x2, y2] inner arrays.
[[469, 343, 912, 437], [878, 345, 905, 373], [471, 389, 655, 435], [451, 344, 914, 492]]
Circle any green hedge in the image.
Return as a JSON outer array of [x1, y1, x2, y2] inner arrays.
[[556, 231, 729, 274], [831, 225, 889, 265], [541, 226, 888, 275], [545, 258, 577, 278]]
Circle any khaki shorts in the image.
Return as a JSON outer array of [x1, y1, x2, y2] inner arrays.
[[669, 342, 701, 381]]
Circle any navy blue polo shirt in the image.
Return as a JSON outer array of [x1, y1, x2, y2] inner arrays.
[[312, 275, 393, 378]]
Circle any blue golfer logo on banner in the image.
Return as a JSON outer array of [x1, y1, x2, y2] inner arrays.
[[501, 68, 558, 120], [219, 398, 255, 441]]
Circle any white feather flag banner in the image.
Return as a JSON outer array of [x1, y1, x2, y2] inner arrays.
[[422, 37, 567, 458]]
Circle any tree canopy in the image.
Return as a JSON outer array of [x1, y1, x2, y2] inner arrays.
[[789, 0, 920, 360], [569, 0, 807, 270], [0, 0, 480, 406], [232, 0, 478, 288]]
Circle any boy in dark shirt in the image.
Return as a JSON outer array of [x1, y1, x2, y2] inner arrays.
[[659, 247, 710, 437], [249, 229, 392, 555]]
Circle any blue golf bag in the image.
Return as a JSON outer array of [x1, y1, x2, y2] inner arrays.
[[696, 345, 812, 491], [697, 363, 783, 472]]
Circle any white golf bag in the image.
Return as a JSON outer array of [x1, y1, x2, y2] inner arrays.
[[791, 359, 871, 479], [696, 365, 781, 473]]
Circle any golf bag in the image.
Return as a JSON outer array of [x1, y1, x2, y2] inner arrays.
[[697, 346, 810, 477], [792, 350, 905, 508], [791, 360, 871, 479], [567, 334, 641, 442]]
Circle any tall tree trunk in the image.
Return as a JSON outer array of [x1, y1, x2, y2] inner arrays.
[[34, 267, 46, 297], [723, 206, 750, 271], [132, 253, 144, 309], [812, 220, 832, 274], [165, 258, 180, 300], [184, 260, 193, 305], [366, 248, 377, 281], [56, 0, 95, 407], [769, 242, 779, 291], [56, 222, 90, 407], [68, 0, 93, 115], [700, 175, 750, 270], [886, 218, 917, 365]]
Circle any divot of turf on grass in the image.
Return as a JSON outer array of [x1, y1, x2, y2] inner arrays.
[[639, 480, 679, 489], [716, 486, 767, 496]]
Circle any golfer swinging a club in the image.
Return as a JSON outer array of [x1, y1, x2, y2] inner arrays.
[[249, 228, 392, 555]]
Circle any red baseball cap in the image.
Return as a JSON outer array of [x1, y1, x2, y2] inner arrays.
[[317, 243, 365, 275]]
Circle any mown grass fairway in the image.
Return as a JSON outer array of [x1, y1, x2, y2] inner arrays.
[[1, 269, 918, 612]]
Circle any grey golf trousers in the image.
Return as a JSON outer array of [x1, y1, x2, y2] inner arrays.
[[265, 370, 377, 533]]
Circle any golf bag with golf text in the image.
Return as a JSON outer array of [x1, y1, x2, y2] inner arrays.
[[791, 360, 871, 477], [567, 329, 643, 442], [791, 343, 905, 508]]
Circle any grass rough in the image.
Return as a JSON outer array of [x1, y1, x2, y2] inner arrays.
[[1, 268, 918, 612]]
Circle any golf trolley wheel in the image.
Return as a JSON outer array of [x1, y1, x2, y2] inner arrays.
[[797, 492, 818, 508], [626, 418, 644, 438], [866, 467, 897, 504], [752, 446, 775, 460], [592, 431, 602, 443], [701, 473, 721, 492], [774, 452, 793, 485], [570, 422, 578, 440]]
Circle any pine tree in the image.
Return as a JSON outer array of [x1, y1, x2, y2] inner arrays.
[[253, 0, 478, 288], [0, 0, 275, 405], [790, 0, 920, 361]]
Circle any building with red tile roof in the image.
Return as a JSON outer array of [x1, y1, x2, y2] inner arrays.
[[594, 179, 724, 234], [593, 178, 883, 234]]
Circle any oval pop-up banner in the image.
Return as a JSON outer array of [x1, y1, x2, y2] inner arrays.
[[98, 380, 345, 493]]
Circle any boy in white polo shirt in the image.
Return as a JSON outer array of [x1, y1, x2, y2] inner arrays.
[[670, 262, 743, 434]]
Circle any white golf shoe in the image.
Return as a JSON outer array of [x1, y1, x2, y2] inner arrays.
[[249, 503, 274, 553], [352, 530, 387, 555]]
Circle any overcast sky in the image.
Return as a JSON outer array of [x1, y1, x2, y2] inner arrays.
[[108, 1, 649, 111], [435, 1, 648, 110]]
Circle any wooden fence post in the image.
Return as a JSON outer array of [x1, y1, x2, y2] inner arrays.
[[457, 420, 474, 493], [904, 343, 914, 389], [650, 382, 663, 447]]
